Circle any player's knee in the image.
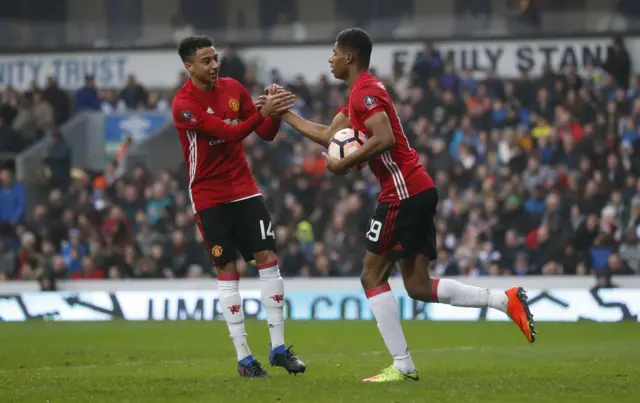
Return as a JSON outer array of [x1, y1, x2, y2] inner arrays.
[[216, 261, 238, 276], [254, 250, 277, 266]]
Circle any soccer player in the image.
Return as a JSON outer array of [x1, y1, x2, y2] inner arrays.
[[171, 35, 306, 378], [282, 28, 536, 383]]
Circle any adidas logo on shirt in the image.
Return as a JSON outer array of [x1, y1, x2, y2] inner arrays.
[[207, 107, 214, 114]]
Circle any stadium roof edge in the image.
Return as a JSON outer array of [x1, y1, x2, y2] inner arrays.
[[2, 31, 639, 55]]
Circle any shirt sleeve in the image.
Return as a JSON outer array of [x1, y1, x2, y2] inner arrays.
[[351, 85, 387, 124], [238, 83, 281, 141], [172, 96, 265, 143]]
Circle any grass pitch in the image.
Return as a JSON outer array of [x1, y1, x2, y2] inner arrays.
[[1, 320, 639, 403]]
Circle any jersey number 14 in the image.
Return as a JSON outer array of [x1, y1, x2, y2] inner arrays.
[[260, 220, 275, 240]]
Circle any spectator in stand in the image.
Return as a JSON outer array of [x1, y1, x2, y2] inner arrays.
[[42, 76, 71, 126], [33, 91, 55, 133], [118, 183, 145, 223], [219, 44, 247, 86], [101, 205, 133, 248], [171, 71, 190, 100], [119, 75, 149, 110], [100, 88, 127, 113], [168, 230, 194, 278], [619, 228, 640, 273], [44, 131, 72, 192], [13, 91, 55, 142], [0, 234, 17, 281], [604, 253, 634, 276], [147, 91, 170, 111], [604, 35, 631, 90], [0, 87, 19, 126], [289, 74, 313, 112], [440, 62, 460, 94], [151, 242, 172, 278], [74, 75, 101, 112], [411, 41, 443, 88], [17, 232, 40, 280], [0, 117, 25, 157], [0, 169, 25, 227], [61, 229, 86, 274], [71, 255, 105, 280], [12, 92, 38, 141], [146, 183, 172, 226]]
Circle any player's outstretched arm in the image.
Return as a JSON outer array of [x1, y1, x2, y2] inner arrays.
[[282, 111, 350, 148], [254, 114, 281, 142], [173, 97, 264, 142], [327, 111, 395, 172], [173, 94, 294, 142]]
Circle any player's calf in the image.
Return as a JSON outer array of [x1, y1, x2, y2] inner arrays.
[[255, 251, 307, 374], [400, 253, 507, 308], [399, 253, 536, 343], [361, 252, 416, 375], [255, 252, 286, 350], [402, 271, 508, 310], [218, 268, 252, 360], [217, 264, 272, 376]]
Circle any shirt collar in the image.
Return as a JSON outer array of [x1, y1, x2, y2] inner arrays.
[[351, 71, 371, 93]]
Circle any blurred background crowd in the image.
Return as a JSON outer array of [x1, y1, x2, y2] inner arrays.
[[1, 0, 640, 288]]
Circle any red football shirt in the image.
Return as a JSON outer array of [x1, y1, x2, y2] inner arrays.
[[172, 78, 281, 212], [342, 72, 435, 203]]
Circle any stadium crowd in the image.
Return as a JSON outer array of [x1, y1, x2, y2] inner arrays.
[[2, 36, 640, 287], [0, 73, 172, 160]]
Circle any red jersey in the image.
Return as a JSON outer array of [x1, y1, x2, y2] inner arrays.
[[342, 72, 435, 203], [172, 78, 280, 213]]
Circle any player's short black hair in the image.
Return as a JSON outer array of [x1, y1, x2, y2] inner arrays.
[[336, 28, 372, 68], [178, 35, 214, 62]]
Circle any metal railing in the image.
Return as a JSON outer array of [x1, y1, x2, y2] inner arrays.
[[13, 111, 172, 213], [121, 122, 182, 175], [14, 113, 92, 212]]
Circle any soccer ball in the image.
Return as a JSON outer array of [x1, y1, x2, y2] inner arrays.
[[327, 129, 369, 171]]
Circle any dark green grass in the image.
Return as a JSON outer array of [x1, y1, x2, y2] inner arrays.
[[1, 321, 639, 403]]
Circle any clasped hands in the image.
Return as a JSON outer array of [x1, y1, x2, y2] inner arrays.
[[256, 84, 295, 118]]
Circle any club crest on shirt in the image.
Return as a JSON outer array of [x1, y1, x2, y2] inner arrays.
[[182, 110, 197, 123], [211, 245, 223, 257], [363, 96, 376, 108], [228, 98, 240, 112]]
